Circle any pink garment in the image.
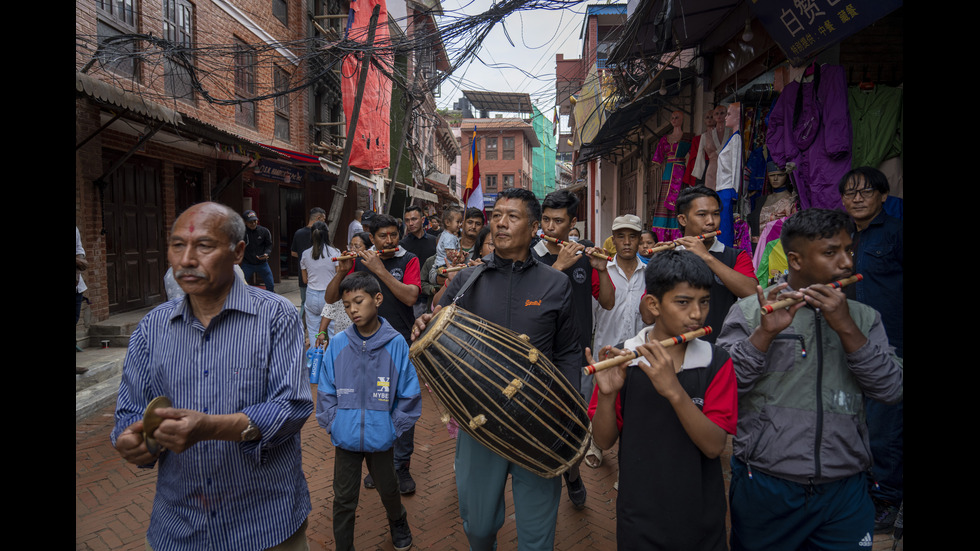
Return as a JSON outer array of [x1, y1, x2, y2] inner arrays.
[[650, 134, 692, 242], [753, 218, 785, 271]]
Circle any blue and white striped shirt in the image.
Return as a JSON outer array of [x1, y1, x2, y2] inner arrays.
[[112, 276, 313, 551]]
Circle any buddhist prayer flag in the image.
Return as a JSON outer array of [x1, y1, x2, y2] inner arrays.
[[463, 126, 483, 211]]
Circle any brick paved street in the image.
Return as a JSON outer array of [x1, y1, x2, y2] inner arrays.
[[77, 386, 901, 550]]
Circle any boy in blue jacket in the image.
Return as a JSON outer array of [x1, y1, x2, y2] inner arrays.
[[316, 272, 421, 551]]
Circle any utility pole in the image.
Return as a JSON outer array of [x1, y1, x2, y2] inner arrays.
[[326, 4, 380, 245], [383, 53, 424, 216]]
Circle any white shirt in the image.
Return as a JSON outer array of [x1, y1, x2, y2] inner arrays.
[[300, 245, 341, 290], [620, 325, 712, 370], [715, 131, 742, 192], [347, 219, 364, 247], [677, 236, 727, 254], [592, 255, 646, 352]]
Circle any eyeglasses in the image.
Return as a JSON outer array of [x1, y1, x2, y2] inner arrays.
[[842, 188, 877, 200]]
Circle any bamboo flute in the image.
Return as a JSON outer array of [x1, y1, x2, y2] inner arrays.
[[540, 234, 613, 261], [584, 326, 712, 375], [331, 248, 399, 261], [760, 274, 863, 315], [643, 231, 721, 255]]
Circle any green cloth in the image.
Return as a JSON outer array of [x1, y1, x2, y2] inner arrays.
[[532, 105, 557, 201], [756, 239, 787, 286], [848, 85, 903, 169]]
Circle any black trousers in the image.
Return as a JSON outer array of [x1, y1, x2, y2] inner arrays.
[[333, 446, 405, 551]]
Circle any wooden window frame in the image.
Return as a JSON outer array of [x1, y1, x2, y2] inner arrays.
[[274, 65, 291, 141], [234, 40, 257, 128], [485, 137, 497, 160], [502, 136, 515, 160]]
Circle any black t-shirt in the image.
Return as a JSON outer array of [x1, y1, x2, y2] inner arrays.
[[704, 246, 739, 344], [291, 226, 313, 287], [351, 251, 421, 342], [399, 231, 437, 267], [617, 344, 731, 550], [530, 240, 596, 352]]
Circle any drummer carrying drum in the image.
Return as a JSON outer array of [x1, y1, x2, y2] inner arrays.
[[413, 188, 585, 551]]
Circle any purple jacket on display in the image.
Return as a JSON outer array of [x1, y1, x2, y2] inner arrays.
[[767, 64, 852, 211]]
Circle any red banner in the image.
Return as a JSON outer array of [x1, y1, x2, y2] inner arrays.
[[341, 0, 391, 171]]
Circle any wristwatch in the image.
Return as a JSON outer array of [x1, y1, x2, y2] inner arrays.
[[240, 418, 261, 441]]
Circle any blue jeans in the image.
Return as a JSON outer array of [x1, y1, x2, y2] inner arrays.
[[304, 288, 326, 347], [298, 285, 307, 319], [241, 261, 275, 293]]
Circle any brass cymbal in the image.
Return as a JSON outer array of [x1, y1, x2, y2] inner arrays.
[[142, 396, 172, 456]]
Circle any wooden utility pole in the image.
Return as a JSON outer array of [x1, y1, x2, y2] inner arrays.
[[383, 103, 414, 216], [326, 4, 381, 245]]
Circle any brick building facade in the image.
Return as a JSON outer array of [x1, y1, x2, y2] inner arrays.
[[75, 0, 352, 322], [460, 118, 539, 208]]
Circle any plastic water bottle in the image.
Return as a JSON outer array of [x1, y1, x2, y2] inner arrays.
[[307, 346, 324, 383]]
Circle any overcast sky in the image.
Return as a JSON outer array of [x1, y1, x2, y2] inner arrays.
[[433, 0, 593, 115]]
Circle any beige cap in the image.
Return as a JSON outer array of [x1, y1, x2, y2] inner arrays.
[[611, 214, 642, 232]]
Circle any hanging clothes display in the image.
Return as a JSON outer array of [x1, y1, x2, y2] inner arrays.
[[650, 134, 692, 241], [716, 130, 742, 247], [767, 64, 852, 211], [682, 132, 702, 185], [848, 84, 903, 169], [692, 127, 729, 191], [733, 216, 752, 255]]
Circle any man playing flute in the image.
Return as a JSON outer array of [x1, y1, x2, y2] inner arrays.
[[716, 208, 903, 551], [532, 189, 615, 509], [674, 186, 757, 343]]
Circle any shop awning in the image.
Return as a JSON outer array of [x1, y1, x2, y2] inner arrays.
[[424, 171, 455, 199], [76, 71, 182, 126], [577, 92, 667, 163], [318, 158, 382, 191], [256, 143, 321, 164], [394, 181, 439, 202]]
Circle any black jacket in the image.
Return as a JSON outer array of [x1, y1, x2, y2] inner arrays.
[[438, 252, 584, 390], [244, 225, 273, 265]]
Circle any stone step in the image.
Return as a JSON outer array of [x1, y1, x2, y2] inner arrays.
[[75, 347, 126, 391], [75, 372, 122, 423]]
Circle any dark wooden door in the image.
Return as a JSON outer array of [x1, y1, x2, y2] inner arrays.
[[280, 186, 305, 278], [174, 166, 204, 216], [104, 155, 165, 313]]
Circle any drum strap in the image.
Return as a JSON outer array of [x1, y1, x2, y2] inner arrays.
[[452, 263, 488, 304]]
